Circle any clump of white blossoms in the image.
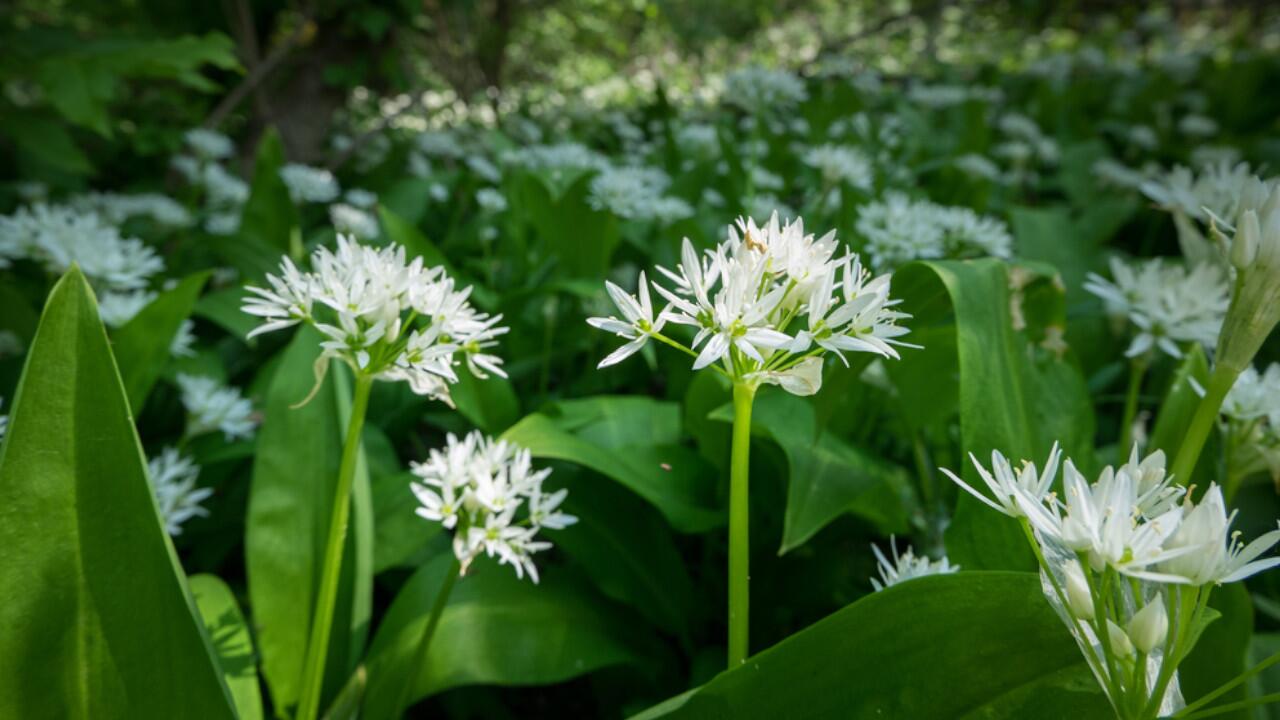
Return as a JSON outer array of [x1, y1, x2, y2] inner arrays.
[[175, 373, 258, 441], [721, 66, 807, 111], [328, 203, 379, 240], [147, 447, 212, 536], [280, 163, 341, 204], [1084, 257, 1229, 359], [588, 213, 913, 395], [944, 445, 1280, 719], [869, 537, 958, 591], [587, 166, 694, 224], [802, 144, 873, 191], [1219, 363, 1280, 491], [184, 128, 235, 160], [410, 431, 576, 582], [71, 192, 192, 228], [242, 234, 507, 404], [475, 187, 508, 214], [855, 193, 1014, 270], [1141, 161, 1272, 266]]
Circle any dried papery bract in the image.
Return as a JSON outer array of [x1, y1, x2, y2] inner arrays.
[[242, 234, 508, 720], [943, 446, 1280, 719], [588, 212, 915, 668]]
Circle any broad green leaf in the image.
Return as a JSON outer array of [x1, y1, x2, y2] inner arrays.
[[502, 412, 723, 533], [505, 170, 620, 278], [1010, 202, 1136, 298], [546, 395, 682, 447], [1150, 345, 1217, 485], [217, 129, 296, 279], [195, 285, 260, 342], [630, 572, 1109, 720], [246, 326, 374, 712], [711, 391, 912, 553], [373, 469, 440, 573], [113, 271, 209, 410], [553, 470, 697, 639], [894, 259, 1094, 570], [0, 268, 236, 718], [0, 109, 94, 174], [361, 555, 651, 717], [191, 574, 264, 720], [449, 367, 520, 435]]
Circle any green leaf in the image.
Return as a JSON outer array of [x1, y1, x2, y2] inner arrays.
[[546, 395, 682, 447], [191, 574, 265, 720], [893, 259, 1094, 570], [1150, 345, 1211, 460], [502, 412, 724, 533], [449, 367, 520, 434], [361, 555, 650, 717], [712, 391, 912, 553], [113, 271, 209, 410], [505, 170, 620, 278], [373, 470, 440, 574], [0, 268, 236, 718], [219, 129, 297, 279], [630, 572, 1108, 720], [1182, 583, 1253, 720], [0, 108, 94, 174], [246, 326, 374, 711], [195, 285, 259, 342]]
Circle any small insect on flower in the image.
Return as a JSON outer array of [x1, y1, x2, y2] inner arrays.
[[409, 431, 576, 582]]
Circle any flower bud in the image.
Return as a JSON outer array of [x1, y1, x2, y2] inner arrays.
[[1063, 560, 1095, 620], [1231, 210, 1259, 271], [1128, 597, 1169, 654], [1107, 619, 1136, 657]]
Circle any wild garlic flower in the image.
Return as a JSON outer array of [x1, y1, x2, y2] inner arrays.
[[409, 431, 576, 582], [175, 373, 258, 441], [951, 443, 1280, 717], [280, 163, 341, 204], [501, 142, 609, 175], [722, 66, 807, 111], [0, 204, 164, 291], [1084, 257, 1229, 359], [941, 443, 1063, 519], [71, 192, 192, 228], [184, 128, 235, 160], [1222, 363, 1280, 425], [170, 319, 198, 359], [475, 188, 509, 214], [589, 213, 913, 395], [869, 537, 959, 591], [242, 235, 507, 404], [587, 166, 693, 223], [802, 144, 873, 190], [344, 188, 378, 208], [147, 447, 212, 536], [855, 193, 1013, 270], [1211, 179, 1280, 373], [98, 290, 157, 328], [328, 203, 379, 240]]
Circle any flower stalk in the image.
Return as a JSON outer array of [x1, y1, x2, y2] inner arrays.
[[1170, 361, 1240, 485], [727, 380, 756, 667], [392, 556, 462, 718], [297, 371, 373, 720]]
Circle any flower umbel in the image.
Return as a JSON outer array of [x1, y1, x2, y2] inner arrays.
[[869, 536, 959, 591]]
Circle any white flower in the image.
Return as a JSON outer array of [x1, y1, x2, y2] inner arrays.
[[201, 163, 250, 208], [722, 66, 807, 110], [147, 447, 213, 536], [870, 536, 959, 591], [953, 154, 1003, 182], [184, 128, 235, 160], [410, 431, 575, 581], [1084, 257, 1229, 358], [72, 192, 192, 228], [587, 166, 692, 224], [170, 319, 197, 358], [1160, 484, 1280, 585], [98, 290, 156, 327], [280, 163, 340, 203], [1093, 158, 1151, 191], [501, 142, 609, 174], [1178, 114, 1218, 138], [587, 271, 667, 368], [344, 188, 378, 208], [855, 193, 1012, 271], [175, 373, 257, 441], [802, 144, 873, 189], [414, 130, 467, 159], [1222, 363, 1280, 425], [467, 155, 502, 183], [941, 443, 1063, 518], [0, 204, 164, 290], [476, 188, 508, 213], [1128, 596, 1169, 653], [1142, 161, 1266, 225], [205, 211, 242, 236], [328, 203, 379, 240], [243, 235, 507, 402]]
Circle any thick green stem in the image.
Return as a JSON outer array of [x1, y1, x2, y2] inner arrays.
[[296, 373, 373, 720], [1175, 650, 1280, 718], [392, 556, 462, 718], [1171, 364, 1240, 485], [727, 381, 756, 667], [1119, 357, 1148, 457]]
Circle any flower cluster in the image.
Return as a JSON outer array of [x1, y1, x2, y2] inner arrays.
[[855, 192, 1014, 270], [945, 445, 1280, 717], [1220, 363, 1280, 486], [721, 66, 807, 111], [587, 166, 693, 224], [802, 144, 873, 190], [869, 537, 959, 591], [588, 213, 913, 395], [328, 202, 379, 240], [147, 447, 212, 536], [280, 163, 341, 204], [410, 431, 576, 582], [1084, 257, 1229, 359], [176, 373, 258, 441], [70, 192, 192, 228], [242, 235, 507, 404]]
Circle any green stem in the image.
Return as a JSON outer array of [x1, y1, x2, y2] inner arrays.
[[1171, 363, 1240, 485], [1119, 357, 1149, 457], [1177, 693, 1280, 720], [392, 556, 462, 718], [727, 381, 756, 668], [296, 373, 373, 720], [1175, 650, 1280, 718], [1143, 585, 1198, 720]]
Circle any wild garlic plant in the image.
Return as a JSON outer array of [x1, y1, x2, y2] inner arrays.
[[242, 233, 508, 720], [588, 212, 914, 667], [944, 446, 1280, 720], [397, 431, 576, 716], [869, 536, 959, 592]]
